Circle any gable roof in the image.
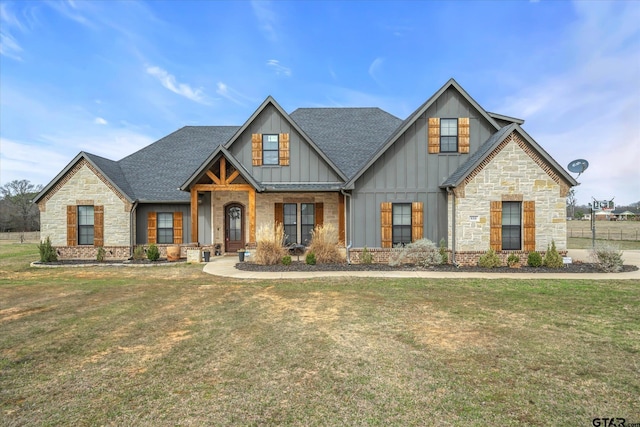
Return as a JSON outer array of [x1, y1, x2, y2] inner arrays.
[[440, 123, 578, 188], [343, 78, 502, 189], [180, 145, 262, 191], [34, 151, 135, 204], [290, 107, 402, 178], [224, 96, 349, 182]]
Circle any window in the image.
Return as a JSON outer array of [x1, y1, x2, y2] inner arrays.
[[262, 134, 279, 165], [301, 203, 315, 245], [392, 203, 412, 246], [440, 118, 458, 152], [78, 205, 94, 245], [502, 202, 522, 250], [157, 212, 174, 244], [283, 203, 297, 245]]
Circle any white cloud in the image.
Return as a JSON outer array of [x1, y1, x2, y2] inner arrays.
[[216, 82, 254, 107], [266, 59, 291, 77], [251, 0, 278, 42], [493, 0, 640, 205], [94, 117, 108, 125], [146, 66, 208, 104], [0, 4, 24, 60], [368, 57, 385, 86]]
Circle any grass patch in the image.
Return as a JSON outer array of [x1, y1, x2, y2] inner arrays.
[[568, 237, 640, 250], [1, 244, 639, 425]]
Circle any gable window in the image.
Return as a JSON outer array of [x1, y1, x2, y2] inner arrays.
[[263, 134, 279, 165], [501, 202, 522, 250], [301, 203, 315, 245], [440, 118, 458, 152], [78, 205, 94, 245], [283, 203, 297, 245], [392, 203, 412, 246], [157, 212, 174, 244]]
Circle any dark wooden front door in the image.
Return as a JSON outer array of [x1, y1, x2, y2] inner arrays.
[[225, 203, 244, 253]]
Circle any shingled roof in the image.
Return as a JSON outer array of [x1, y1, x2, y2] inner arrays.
[[289, 107, 402, 178]]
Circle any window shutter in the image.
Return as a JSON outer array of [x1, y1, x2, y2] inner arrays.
[[67, 205, 77, 246], [428, 118, 440, 154], [458, 117, 470, 154], [279, 133, 290, 166], [411, 202, 423, 242], [523, 201, 535, 251], [252, 133, 262, 166], [315, 203, 324, 228], [147, 212, 157, 244], [94, 205, 104, 247], [381, 202, 392, 248], [490, 201, 502, 251], [173, 212, 183, 244], [274, 203, 283, 226]]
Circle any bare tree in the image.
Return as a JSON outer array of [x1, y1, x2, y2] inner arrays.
[[0, 179, 43, 234], [566, 188, 577, 219]]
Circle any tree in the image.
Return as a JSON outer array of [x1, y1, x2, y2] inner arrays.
[[566, 188, 577, 218], [0, 179, 42, 232]]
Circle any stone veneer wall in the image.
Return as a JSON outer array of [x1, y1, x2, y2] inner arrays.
[[39, 162, 131, 251], [448, 133, 568, 255]]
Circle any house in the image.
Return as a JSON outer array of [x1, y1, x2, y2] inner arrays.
[[34, 79, 577, 265], [612, 209, 636, 221]]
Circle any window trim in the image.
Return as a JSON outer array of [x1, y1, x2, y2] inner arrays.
[[77, 205, 94, 246], [157, 212, 174, 245], [262, 134, 280, 166], [440, 118, 458, 153], [392, 203, 412, 246]]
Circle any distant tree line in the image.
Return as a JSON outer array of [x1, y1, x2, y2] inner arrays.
[[0, 180, 42, 232]]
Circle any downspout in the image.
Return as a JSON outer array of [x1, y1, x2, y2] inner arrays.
[[340, 189, 352, 265], [129, 201, 138, 259], [446, 187, 458, 267]]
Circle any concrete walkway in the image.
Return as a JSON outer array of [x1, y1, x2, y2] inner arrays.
[[202, 249, 640, 280]]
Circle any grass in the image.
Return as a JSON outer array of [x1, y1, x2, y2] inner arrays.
[[1, 244, 639, 425]]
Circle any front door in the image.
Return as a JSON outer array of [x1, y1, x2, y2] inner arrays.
[[225, 203, 244, 253]]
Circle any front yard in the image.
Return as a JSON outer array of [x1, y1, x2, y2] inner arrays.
[[1, 243, 638, 425]]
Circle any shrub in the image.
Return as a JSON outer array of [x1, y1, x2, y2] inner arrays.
[[38, 236, 58, 262], [506, 253, 520, 267], [305, 252, 316, 265], [590, 242, 624, 272], [147, 244, 160, 261], [478, 248, 502, 268], [254, 223, 287, 265], [361, 247, 373, 264], [282, 255, 292, 266], [307, 223, 344, 264], [543, 240, 563, 268], [388, 239, 442, 268], [439, 238, 448, 265], [527, 251, 543, 267], [133, 245, 146, 260], [96, 247, 106, 262]]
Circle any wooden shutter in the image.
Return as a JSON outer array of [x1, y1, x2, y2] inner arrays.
[[279, 133, 290, 166], [173, 212, 183, 244], [458, 117, 470, 154], [67, 205, 77, 246], [428, 118, 440, 154], [94, 205, 104, 247], [147, 212, 157, 244], [252, 134, 262, 166], [381, 202, 392, 248], [338, 193, 345, 244], [315, 203, 324, 228], [411, 202, 423, 242], [274, 203, 283, 226], [490, 201, 502, 251], [523, 201, 535, 251]]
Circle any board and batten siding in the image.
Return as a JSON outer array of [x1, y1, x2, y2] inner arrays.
[[350, 86, 496, 248], [136, 204, 191, 244], [228, 104, 342, 184]]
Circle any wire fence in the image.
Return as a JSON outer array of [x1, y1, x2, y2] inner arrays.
[[568, 228, 640, 241]]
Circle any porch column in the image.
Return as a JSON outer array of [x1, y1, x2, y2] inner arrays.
[[248, 188, 256, 243], [191, 188, 198, 243]]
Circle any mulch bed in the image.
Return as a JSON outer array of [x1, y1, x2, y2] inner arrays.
[[236, 261, 638, 274]]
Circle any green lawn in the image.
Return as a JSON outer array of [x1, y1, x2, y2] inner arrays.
[[1, 244, 639, 426]]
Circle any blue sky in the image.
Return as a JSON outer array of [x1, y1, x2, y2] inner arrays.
[[1, 0, 638, 206]]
